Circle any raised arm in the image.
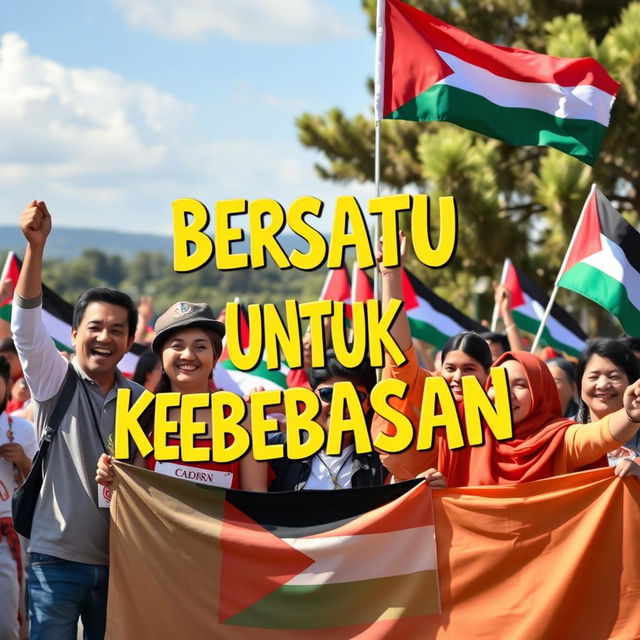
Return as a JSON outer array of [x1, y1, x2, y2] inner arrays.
[[494, 284, 524, 352], [11, 201, 68, 401], [608, 379, 640, 444], [378, 232, 412, 355]]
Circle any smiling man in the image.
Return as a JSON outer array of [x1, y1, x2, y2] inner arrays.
[[10, 200, 145, 640]]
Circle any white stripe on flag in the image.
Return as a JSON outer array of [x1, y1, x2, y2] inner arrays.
[[284, 525, 436, 586], [517, 293, 585, 353], [579, 234, 640, 310], [408, 297, 468, 337], [435, 50, 615, 126]]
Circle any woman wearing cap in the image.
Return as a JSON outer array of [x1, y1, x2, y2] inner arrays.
[[97, 301, 266, 491]]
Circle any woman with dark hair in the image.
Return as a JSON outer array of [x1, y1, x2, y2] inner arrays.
[[97, 301, 266, 491], [545, 357, 579, 418], [131, 350, 162, 392], [575, 339, 640, 457], [372, 234, 492, 481]]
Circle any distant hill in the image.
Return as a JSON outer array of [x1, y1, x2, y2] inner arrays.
[[0, 225, 318, 260]]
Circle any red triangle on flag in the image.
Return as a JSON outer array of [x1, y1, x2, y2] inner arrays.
[[559, 187, 603, 277], [320, 266, 352, 320], [218, 501, 314, 622], [0, 252, 20, 307], [400, 268, 419, 311], [383, 0, 454, 115], [351, 263, 374, 304], [503, 260, 526, 309]]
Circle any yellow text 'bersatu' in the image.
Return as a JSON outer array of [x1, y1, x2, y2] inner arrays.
[[114, 370, 513, 463], [173, 194, 457, 272]]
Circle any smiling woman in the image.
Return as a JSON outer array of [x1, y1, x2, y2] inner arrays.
[[97, 300, 267, 492]]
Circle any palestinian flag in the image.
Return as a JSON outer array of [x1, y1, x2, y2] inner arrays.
[[500, 259, 587, 357], [0, 253, 145, 375], [557, 185, 640, 335], [376, 0, 620, 164], [320, 266, 352, 319], [106, 462, 439, 639], [350, 262, 374, 303], [0, 251, 20, 306], [217, 302, 288, 393], [402, 267, 485, 349]]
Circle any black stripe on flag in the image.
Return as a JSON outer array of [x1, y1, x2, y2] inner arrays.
[[226, 480, 421, 538], [595, 188, 640, 275], [514, 265, 587, 339], [405, 268, 485, 333]]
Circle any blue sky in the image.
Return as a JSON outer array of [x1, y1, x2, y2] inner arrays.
[[0, 0, 374, 234]]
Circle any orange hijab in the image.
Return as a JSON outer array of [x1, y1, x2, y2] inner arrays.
[[450, 351, 577, 486]]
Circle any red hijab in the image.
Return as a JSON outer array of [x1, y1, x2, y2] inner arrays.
[[449, 351, 577, 486]]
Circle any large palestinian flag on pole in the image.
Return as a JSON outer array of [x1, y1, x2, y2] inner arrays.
[[402, 267, 485, 349], [217, 302, 288, 393], [0, 252, 144, 374], [501, 259, 587, 357], [376, 0, 620, 164], [107, 462, 439, 639], [107, 464, 640, 639], [556, 185, 640, 335]]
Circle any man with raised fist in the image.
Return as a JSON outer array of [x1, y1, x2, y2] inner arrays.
[[11, 200, 145, 640]]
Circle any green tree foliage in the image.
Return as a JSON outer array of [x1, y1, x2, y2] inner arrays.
[[297, 1, 639, 328], [38, 250, 327, 321]]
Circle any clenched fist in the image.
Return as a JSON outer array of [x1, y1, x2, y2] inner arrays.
[[20, 200, 51, 248]]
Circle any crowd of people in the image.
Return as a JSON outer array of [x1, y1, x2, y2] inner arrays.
[[0, 201, 639, 639]]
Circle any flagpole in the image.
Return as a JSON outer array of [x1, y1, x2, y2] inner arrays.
[[530, 184, 596, 353], [530, 286, 560, 353], [490, 258, 510, 332], [373, 0, 385, 302]]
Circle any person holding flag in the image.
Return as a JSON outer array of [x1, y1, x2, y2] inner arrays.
[[372, 233, 640, 485]]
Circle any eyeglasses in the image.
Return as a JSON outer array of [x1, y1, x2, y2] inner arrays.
[[316, 386, 368, 404]]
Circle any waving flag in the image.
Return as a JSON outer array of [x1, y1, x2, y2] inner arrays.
[[376, 0, 620, 164], [557, 185, 640, 335], [402, 267, 485, 348], [0, 253, 145, 374], [217, 302, 288, 393], [500, 259, 587, 357]]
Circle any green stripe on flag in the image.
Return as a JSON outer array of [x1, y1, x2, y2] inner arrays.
[[386, 84, 606, 165], [558, 263, 640, 335], [223, 570, 439, 629], [512, 310, 582, 357], [221, 358, 287, 388], [0, 303, 73, 353], [408, 317, 449, 350]]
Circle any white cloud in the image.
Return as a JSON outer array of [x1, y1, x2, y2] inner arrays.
[[110, 0, 354, 43], [0, 33, 372, 234]]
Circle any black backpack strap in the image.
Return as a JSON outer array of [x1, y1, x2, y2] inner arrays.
[[41, 362, 78, 444]]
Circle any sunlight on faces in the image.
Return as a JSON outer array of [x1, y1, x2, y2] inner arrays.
[[441, 350, 489, 401], [581, 354, 629, 420], [548, 365, 576, 415], [488, 359, 532, 424], [161, 327, 217, 393], [72, 302, 134, 383]]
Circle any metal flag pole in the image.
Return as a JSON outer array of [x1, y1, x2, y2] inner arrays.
[[530, 184, 596, 353], [373, 0, 385, 302]]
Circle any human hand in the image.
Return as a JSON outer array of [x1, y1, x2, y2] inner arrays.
[[417, 467, 447, 488], [376, 231, 407, 276], [20, 200, 51, 248], [0, 442, 27, 465], [95, 453, 114, 486], [614, 457, 640, 481], [623, 379, 640, 423]]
